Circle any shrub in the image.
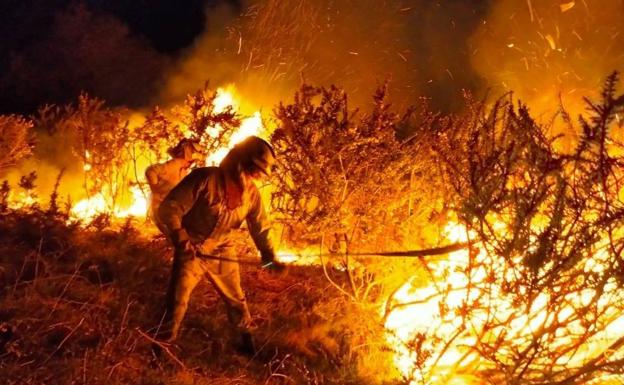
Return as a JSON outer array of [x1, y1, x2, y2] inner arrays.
[[418, 72, 624, 384], [0, 115, 34, 175]]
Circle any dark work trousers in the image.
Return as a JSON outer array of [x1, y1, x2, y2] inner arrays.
[[159, 239, 251, 341]]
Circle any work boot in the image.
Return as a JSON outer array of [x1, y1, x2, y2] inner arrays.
[[236, 331, 256, 356]]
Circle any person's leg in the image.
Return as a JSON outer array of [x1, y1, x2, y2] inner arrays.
[[207, 261, 251, 330], [202, 246, 253, 353], [159, 250, 202, 341]]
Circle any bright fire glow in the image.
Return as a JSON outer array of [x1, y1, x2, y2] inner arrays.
[[11, 82, 623, 385], [83, 150, 92, 171], [383, 221, 624, 384], [205, 87, 265, 165], [66, 85, 265, 222], [116, 186, 149, 218], [275, 245, 323, 266], [70, 186, 148, 220], [70, 193, 108, 220], [7, 192, 37, 209]]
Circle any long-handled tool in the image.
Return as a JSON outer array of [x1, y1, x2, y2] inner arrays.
[[192, 241, 471, 265]]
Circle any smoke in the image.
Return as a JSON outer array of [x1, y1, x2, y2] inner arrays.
[[156, 4, 243, 107], [4, 132, 90, 209], [160, 0, 623, 119], [0, 2, 169, 114], [2, 1, 621, 117], [3, 0, 622, 211], [158, 0, 491, 113], [469, 0, 624, 117]]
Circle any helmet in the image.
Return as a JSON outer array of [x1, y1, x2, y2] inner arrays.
[[232, 136, 276, 176]]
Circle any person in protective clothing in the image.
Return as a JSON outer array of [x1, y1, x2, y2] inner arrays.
[[145, 139, 203, 233], [156, 136, 283, 355]]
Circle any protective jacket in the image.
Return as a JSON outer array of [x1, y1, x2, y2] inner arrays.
[[156, 166, 275, 341], [158, 167, 274, 259]]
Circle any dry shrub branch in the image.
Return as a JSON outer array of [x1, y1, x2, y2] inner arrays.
[[270, 83, 445, 298], [269, 83, 457, 382], [0, 115, 34, 175], [423, 72, 624, 385]]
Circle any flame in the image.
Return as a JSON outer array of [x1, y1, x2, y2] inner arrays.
[[65, 85, 265, 223], [275, 245, 323, 266], [70, 193, 109, 220], [83, 150, 92, 171], [69, 186, 148, 220], [6, 85, 263, 223], [7, 192, 37, 209], [205, 87, 265, 165], [382, 225, 482, 384], [115, 186, 149, 218], [213, 87, 237, 114], [9, 80, 624, 384], [383, 221, 624, 384]]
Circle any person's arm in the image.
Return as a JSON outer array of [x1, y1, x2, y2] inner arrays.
[[158, 169, 208, 245], [246, 187, 276, 265]]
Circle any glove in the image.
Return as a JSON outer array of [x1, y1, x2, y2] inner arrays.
[[261, 260, 287, 274], [170, 229, 190, 247]]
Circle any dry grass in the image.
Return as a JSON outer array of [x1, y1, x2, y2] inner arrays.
[[0, 208, 399, 385]]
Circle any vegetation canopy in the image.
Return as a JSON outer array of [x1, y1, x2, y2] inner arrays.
[[1, 73, 623, 385]]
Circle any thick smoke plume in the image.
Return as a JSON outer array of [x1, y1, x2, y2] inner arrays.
[[2, 1, 622, 117], [160, 0, 489, 113], [470, 0, 624, 117], [3, 0, 623, 203], [161, 0, 623, 117]]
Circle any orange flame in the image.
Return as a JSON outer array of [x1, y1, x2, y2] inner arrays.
[[383, 221, 624, 384], [68, 86, 265, 222], [205, 86, 266, 165]]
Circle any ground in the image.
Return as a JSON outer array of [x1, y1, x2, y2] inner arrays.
[[0, 209, 398, 385]]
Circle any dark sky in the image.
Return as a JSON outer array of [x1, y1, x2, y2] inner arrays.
[[0, 0, 498, 115], [0, 0, 240, 113], [86, 0, 243, 53], [0, 0, 226, 55]]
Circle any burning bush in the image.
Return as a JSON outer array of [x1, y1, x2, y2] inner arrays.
[[269, 83, 463, 382], [393, 72, 624, 384], [63, 94, 131, 203], [270, 84, 450, 250], [2, 85, 245, 220], [2, 64, 624, 385]]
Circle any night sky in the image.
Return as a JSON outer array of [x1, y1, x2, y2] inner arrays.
[[0, 0, 241, 113], [3, 1, 619, 116]]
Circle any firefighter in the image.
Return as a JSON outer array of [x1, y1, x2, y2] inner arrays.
[[145, 139, 203, 233], [156, 136, 284, 355]]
